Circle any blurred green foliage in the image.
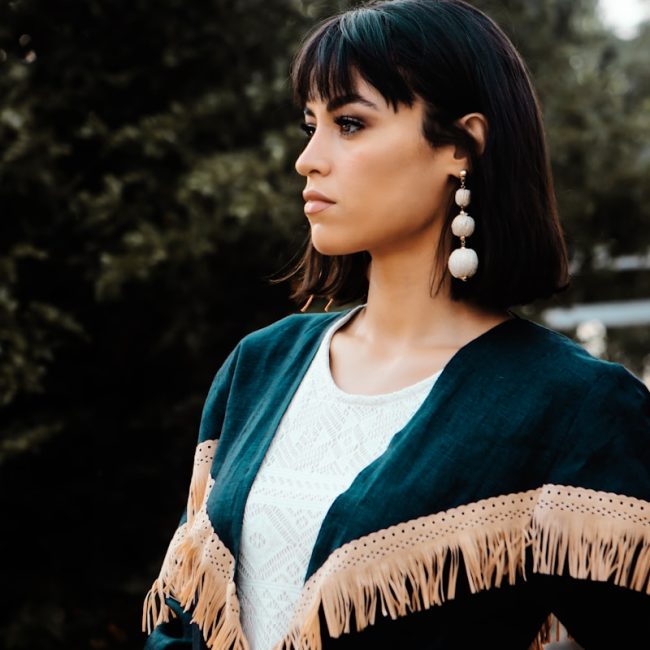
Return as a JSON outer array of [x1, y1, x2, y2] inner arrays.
[[0, 0, 648, 647]]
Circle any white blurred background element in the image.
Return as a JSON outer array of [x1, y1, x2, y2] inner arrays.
[[576, 319, 608, 358], [542, 299, 650, 329], [598, 0, 650, 38]]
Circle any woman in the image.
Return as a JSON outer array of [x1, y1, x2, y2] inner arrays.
[[142, 1, 650, 648]]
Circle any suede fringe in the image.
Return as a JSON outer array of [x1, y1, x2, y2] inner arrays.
[[277, 485, 649, 650], [141, 441, 251, 650], [143, 478, 649, 650]]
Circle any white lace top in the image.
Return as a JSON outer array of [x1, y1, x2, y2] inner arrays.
[[236, 303, 444, 649]]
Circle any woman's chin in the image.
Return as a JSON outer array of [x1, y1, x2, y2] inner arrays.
[[311, 237, 363, 257]]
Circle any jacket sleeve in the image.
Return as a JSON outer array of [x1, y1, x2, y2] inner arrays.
[[142, 342, 242, 649], [539, 362, 650, 647]]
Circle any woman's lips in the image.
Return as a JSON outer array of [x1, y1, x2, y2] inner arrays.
[[304, 200, 335, 214]]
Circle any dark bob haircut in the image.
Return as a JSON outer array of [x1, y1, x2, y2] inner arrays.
[[275, 0, 570, 312]]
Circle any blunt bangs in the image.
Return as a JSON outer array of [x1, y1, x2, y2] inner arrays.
[[290, 9, 416, 112]]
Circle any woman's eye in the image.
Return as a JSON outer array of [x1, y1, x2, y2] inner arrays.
[[299, 121, 316, 139], [299, 117, 364, 140], [335, 116, 364, 135]]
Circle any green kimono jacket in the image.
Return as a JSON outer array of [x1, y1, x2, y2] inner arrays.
[[142, 307, 650, 649]]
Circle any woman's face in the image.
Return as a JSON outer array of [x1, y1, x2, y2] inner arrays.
[[295, 71, 457, 258]]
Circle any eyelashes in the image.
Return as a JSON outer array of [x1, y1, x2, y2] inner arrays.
[[299, 116, 365, 139]]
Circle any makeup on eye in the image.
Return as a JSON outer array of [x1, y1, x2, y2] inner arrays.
[[299, 115, 366, 139]]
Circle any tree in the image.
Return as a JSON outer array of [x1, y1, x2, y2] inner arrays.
[[0, 1, 315, 646]]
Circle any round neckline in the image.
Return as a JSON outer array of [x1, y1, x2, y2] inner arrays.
[[320, 304, 444, 402]]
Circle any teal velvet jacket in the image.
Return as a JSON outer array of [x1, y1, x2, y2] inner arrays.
[[142, 308, 650, 650]]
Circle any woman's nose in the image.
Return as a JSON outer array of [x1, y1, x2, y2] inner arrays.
[[294, 132, 331, 177]]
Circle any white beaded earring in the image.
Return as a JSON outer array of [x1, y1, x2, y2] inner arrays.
[[447, 169, 478, 281]]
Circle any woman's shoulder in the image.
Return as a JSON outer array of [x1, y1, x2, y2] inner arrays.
[[512, 319, 649, 449], [228, 308, 346, 367], [507, 315, 646, 394]]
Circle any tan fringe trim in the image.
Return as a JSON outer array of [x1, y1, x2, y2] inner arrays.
[[142, 440, 250, 649], [143, 472, 650, 650], [532, 486, 650, 589], [276, 485, 650, 650]]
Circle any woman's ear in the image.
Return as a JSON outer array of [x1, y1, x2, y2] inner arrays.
[[454, 112, 489, 158]]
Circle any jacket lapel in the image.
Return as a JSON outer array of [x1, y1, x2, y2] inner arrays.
[[207, 309, 350, 566]]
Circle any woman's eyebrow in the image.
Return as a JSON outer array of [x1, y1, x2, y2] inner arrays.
[[303, 93, 379, 116]]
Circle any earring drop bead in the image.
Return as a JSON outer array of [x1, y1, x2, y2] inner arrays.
[[448, 247, 478, 281], [455, 188, 471, 208], [451, 213, 475, 238]]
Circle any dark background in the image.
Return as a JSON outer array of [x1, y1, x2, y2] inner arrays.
[[0, 0, 649, 648]]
